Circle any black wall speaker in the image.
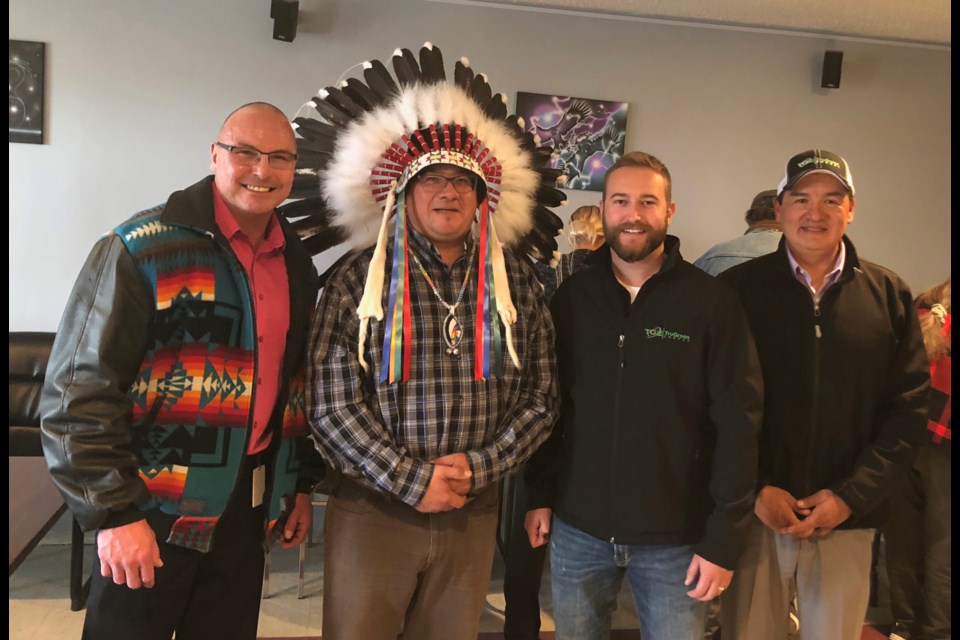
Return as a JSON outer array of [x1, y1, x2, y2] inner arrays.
[[271, 0, 299, 43], [821, 50, 843, 89]]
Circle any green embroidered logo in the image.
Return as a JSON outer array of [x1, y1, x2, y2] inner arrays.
[[797, 155, 842, 170], [644, 326, 691, 342]]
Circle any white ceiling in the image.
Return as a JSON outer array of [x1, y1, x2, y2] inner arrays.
[[446, 0, 950, 48]]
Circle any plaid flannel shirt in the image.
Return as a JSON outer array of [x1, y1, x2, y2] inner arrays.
[[927, 354, 951, 445], [307, 228, 559, 508]]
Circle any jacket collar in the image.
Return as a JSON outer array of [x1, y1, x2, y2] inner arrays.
[[772, 234, 862, 282], [158, 175, 311, 264], [588, 234, 684, 276], [157, 176, 316, 373], [160, 175, 221, 235]]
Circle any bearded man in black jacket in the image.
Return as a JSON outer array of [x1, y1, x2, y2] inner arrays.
[[524, 151, 764, 639]]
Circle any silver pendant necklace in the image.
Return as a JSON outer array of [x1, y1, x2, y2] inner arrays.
[[408, 242, 477, 356]]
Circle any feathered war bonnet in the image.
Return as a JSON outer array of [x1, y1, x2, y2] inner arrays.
[[279, 42, 565, 383]]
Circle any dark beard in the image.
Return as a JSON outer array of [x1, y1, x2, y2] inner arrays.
[[604, 221, 667, 263]]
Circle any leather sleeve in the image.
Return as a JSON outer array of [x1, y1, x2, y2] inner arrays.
[[40, 233, 154, 531]]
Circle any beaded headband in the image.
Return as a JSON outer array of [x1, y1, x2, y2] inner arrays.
[[279, 43, 566, 382]]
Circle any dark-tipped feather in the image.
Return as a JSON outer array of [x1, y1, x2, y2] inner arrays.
[[535, 184, 567, 208], [528, 148, 554, 169], [310, 96, 351, 127], [293, 117, 339, 144], [539, 167, 564, 184], [483, 93, 508, 121], [363, 59, 399, 101], [418, 43, 446, 83], [296, 137, 336, 156], [302, 226, 350, 258], [454, 58, 474, 92], [294, 149, 330, 168], [289, 171, 323, 200], [341, 77, 380, 110], [277, 197, 330, 220], [469, 74, 492, 107], [321, 86, 364, 119], [392, 48, 422, 87]]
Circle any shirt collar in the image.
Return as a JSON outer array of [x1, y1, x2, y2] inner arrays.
[[407, 224, 476, 267], [212, 184, 286, 252], [787, 240, 846, 289]]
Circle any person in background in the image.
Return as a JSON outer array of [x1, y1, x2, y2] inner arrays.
[[693, 189, 785, 639], [40, 102, 321, 640], [718, 149, 930, 640], [884, 276, 950, 640], [525, 151, 764, 639], [505, 204, 605, 640], [693, 189, 781, 277], [535, 204, 606, 301]]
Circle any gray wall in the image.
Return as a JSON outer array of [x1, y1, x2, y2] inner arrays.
[[9, 0, 951, 331]]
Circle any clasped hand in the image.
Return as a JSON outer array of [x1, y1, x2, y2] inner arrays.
[[415, 453, 473, 513], [755, 485, 851, 538]]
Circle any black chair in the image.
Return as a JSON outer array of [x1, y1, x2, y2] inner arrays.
[[9, 331, 90, 611]]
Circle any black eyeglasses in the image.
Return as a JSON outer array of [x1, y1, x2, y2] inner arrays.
[[215, 142, 298, 169], [417, 173, 478, 194]]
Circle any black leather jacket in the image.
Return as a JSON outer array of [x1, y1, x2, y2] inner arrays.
[[41, 177, 321, 546]]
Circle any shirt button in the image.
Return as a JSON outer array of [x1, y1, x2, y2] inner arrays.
[[258, 336, 264, 343], [258, 294, 264, 300], [258, 378, 263, 385]]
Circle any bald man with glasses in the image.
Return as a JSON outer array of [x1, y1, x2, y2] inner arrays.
[[41, 102, 322, 640]]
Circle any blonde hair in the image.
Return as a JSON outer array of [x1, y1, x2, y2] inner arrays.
[[567, 205, 603, 249], [915, 276, 951, 361]]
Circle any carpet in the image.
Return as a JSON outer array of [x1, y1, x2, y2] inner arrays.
[[259, 634, 640, 640], [261, 626, 890, 639]]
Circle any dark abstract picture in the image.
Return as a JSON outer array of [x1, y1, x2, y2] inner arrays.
[[515, 91, 628, 192], [10, 40, 45, 144]]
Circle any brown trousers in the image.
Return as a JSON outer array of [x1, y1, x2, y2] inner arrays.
[[322, 479, 500, 640]]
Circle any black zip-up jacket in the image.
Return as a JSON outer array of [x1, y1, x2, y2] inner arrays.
[[525, 237, 763, 569], [719, 236, 929, 528]]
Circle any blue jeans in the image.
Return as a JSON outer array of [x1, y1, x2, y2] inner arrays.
[[550, 516, 706, 640]]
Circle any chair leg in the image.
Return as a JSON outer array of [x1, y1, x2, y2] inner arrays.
[[69, 517, 89, 611], [297, 540, 306, 599], [262, 547, 272, 599]]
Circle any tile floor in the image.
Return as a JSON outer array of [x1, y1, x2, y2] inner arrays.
[[9, 507, 640, 639], [9, 508, 894, 639]]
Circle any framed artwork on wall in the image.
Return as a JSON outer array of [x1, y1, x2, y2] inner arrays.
[[9, 40, 45, 144], [515, 91, 628, 192]]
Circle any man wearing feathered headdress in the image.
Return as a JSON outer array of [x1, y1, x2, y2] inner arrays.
[[298, 44, 562, 638]]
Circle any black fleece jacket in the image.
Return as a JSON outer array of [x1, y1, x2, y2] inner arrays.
[[526, 236, 763, 569], [719, 236, 929, 528]]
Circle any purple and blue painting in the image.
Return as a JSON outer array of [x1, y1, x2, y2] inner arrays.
[[515, 91, 628, 192]]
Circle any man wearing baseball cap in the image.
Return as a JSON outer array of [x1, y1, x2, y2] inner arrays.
[[717, 149, 930, 639]]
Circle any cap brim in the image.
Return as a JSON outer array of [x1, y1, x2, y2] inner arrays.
[[777, 169, 853, 196]]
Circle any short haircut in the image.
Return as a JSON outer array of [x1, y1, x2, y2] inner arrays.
[[744, 190, 778, 225], [602, 151, 672, 203]]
